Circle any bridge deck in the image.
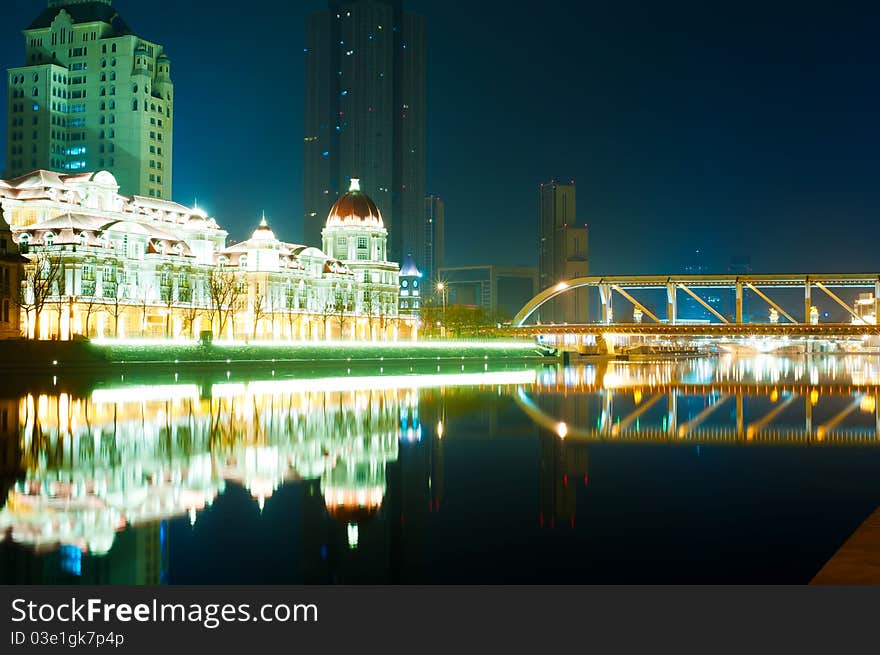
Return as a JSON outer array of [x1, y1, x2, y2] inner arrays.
[[510, 323, 880, 337]]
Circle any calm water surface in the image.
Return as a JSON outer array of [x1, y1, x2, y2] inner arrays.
[[2, 355, 880, 584]]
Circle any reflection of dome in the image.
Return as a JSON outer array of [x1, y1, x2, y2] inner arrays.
[[322, 484, 385, 525], [325, 178, 384, 229]]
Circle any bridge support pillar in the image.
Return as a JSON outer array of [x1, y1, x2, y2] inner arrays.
[[805, 279, 812, 324], [876, 391, 879, 440], [806, 395, 813, 436], [666, 283, 677, 325], [875, 279, 880, 325], [599, 283, 613, 325], [667, 392, 677, 437], [735, 282, 743, 324], [736, 393, 744, 437]]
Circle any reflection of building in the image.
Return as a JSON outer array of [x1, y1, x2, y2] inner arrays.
[[304, 0, 426, 265], [7, 170, 414, 340], [538, 181, 588, 323], [424, 195, 445, 282], [439, 265, 537, 320], [540, 435, 589, 529], [0, 208, 23, 338], [6, 0, 174, 199]]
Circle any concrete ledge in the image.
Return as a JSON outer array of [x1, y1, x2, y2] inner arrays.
[[811, 507, 880, 585]]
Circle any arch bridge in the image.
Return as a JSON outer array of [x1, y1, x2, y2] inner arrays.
[[511, 274, 880, 338]]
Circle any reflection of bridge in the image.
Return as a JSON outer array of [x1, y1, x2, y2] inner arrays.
[[517, 364, 880, 446], [512, 274, 880, 338]]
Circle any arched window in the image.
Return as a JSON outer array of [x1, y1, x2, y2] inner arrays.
[[18, 234, 29, 249], [110, 86, 115, 96], [80, 232, 88, 247], [132, 99, 138, 111], [109, 101, 115, 110], [44, 232, 55, 247], [239, 255, 248, 267]]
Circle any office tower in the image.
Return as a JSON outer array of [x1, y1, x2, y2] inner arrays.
[[538, 181, 588, 323], [439, 265, 538, 320], [304, 0, 426, 264], [6, 0, 173, 199], [424, 194, 444, 282]]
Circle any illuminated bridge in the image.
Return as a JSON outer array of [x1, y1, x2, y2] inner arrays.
[[510, 274, 880, 340]]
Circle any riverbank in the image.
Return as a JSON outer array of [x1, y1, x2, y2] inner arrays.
[[0, 338, 545, 373]]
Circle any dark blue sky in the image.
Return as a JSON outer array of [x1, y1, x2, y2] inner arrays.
[[2, 0, 879, 273]]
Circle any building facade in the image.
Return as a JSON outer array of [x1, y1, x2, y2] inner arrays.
[[398, 253, 422, 319], [439, 265, 538, 321], [424, 194, 444, 283], [0, 208, 23, 339], [538, 181, 588, 323], [304, 0, 426, 266], [6, 169, 414, 341], [6, 0, 173, 199]]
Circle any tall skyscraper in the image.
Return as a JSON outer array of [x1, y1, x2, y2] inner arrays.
[[538, 181, 588, 323], [304, 0, 426, 265], [6, 0, 173, 199], [424, 194, 444, 282]]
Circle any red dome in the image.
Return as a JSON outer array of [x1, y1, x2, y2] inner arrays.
[[326, 178, 384, 228]]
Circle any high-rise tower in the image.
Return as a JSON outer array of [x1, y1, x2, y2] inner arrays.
[[6, 1, 173, 199], [304, 0, 425, 265], [423, 194, 444, 282], [538, 181, 589, 323]]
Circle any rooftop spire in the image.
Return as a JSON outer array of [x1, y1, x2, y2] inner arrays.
[[349, 178, 361, 192], [260, 212, 268, 227]]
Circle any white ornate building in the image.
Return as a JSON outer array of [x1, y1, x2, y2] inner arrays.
[[5, 170, 416, 340]]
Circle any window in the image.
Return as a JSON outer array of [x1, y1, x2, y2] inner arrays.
[[358, 237, 368, 249], [44, 233, 55, 247], [132, 99, 138, 111]]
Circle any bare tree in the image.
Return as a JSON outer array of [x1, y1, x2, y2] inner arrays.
[[252, 282, 269, 340], [330, 285, 352, 340], [137, 283, 156, 337], [14, 252, 62, 340], [208, 268, 244, 339], [80, 293, 103, 339], [105, 275, 126, 338]]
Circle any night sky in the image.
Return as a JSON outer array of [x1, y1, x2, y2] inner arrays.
[[2, 0, 879, 274]]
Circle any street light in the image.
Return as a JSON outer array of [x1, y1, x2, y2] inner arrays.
[[436, 281, 448, 338]]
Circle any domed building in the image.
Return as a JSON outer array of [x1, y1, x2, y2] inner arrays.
[[6, 167, 417, 341]]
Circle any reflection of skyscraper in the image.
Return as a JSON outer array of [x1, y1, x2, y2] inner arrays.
[[0, 397, 23, 540], [304, 0, 426, 264], [540, 434, 589, 529], [1, 524, 167, 585]]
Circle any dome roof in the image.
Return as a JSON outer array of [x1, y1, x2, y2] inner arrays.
[[251, 214, 276, 241], [325, 178, 384, 229]]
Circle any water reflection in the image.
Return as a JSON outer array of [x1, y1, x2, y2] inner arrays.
[[1, 356, 880, 584]]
